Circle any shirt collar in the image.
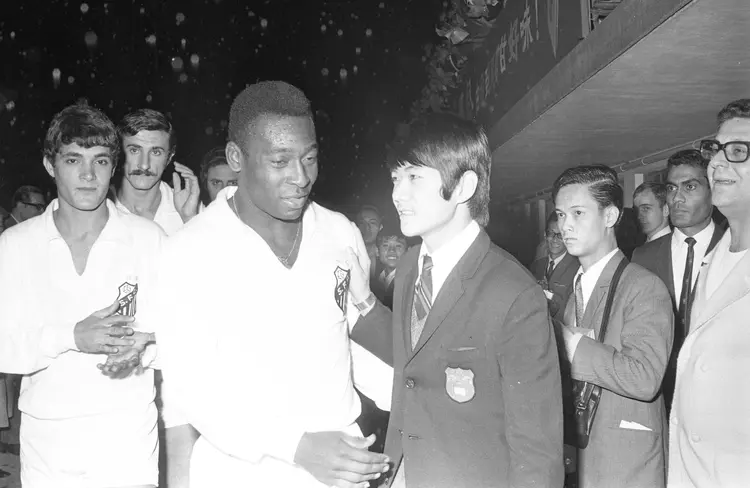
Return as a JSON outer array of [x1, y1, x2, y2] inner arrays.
[[550, 252, 567, 267], [44, 199, 131, 244], [574, 247, 619, 286], [672, 219, 715, 247], [648, 226, 672, 242], [418, 220, 481, 274]]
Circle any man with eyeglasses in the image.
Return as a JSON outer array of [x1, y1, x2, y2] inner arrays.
[[668, 99, 750, 488], [530, 211, 579, 321], [2, 185, 46, 231]]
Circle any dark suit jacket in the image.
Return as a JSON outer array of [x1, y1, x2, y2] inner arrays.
[[372, 270, 396, 310], [530, 252, 580, 321], [631, 221, 726, 410], [562, 251, 673, 488], [359, 229, 564, 488]]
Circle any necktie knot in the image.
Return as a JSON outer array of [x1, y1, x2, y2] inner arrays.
[[685, 237, 696, 248]]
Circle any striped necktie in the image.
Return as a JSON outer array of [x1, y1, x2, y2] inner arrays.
[[411, 255, 433, 349], [574, 274, 584, 327]]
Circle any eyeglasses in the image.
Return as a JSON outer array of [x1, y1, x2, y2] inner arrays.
[[545, 231, 563, 241], [21, 201, 46, 211], [700, 139, 750, 163]]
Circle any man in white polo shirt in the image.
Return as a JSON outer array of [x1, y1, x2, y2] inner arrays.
[[0, 102, 164, 488], [115, 108, 201, 235], [156, 81, 393, 488]]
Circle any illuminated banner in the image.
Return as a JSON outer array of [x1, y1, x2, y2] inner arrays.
[[457, 0, 584, 128]]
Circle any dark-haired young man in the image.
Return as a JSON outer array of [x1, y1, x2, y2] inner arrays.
[[668, 99, 750, 487], [371, 224, 408, 310], [554, 164, 673, 488], [0, 103, 163, 487], [2, 185, 46, 231], [633, 182, 671, 242], [632, 150, 725, 412], [199, 145, 238, 204], [154, 81, 393, 488], [115, 108, 201, 235], [348, 113, 564, 488], [357, 205, 384, 279]]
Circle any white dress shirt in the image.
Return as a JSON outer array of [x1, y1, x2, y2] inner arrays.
[[379, 268, 397, 289], [565, 248, 620, 359], [0, 200, 165, 487], [648, 226, 672, 242], [115, 181, 185, 236], [671, 221, 715, 301], [154, 187, 392, 488], [417, 220, 481, 302]]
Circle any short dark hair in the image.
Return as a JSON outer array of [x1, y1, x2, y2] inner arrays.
[[667, 149, 708, 172], [228, 81, 313, 150], [199, 145, 228, 190], [545, 210, 558, 229], [118, 108, 176, 155], [633, 182, 667, 208], [717, 98, 750, 127], [552, 164, 623, 223], [43, 102, 119, 166], [376, 225, 407, 247], [389, 113, 492, 226], [12, 185, 45, 208], [357, 204, 381, 221]]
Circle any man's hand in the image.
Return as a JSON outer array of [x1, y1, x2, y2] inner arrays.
[[173, 162, 201, 223], [294, 431, 390, 488], [345, 247, 371, 304], [74, 300, 135, 354], [98, 331, 155, 378]]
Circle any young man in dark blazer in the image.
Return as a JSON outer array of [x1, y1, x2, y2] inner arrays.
[[530, 212, 580, 322], [555, 165, 673, 488], [631, 149, 726, 411], [347, 113, 564, 488]]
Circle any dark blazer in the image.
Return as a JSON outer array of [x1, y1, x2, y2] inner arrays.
[[562, 251, 673, 488], [360, 229, 564, 488], [530, 252, 580, 321], [372, 270, 396, 310], [631, 221, 726, 410]]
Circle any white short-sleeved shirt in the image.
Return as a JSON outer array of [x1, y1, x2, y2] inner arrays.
[[0, 199, 166, 487], [115, 180, 185, 235], [154, 187, 391, 487]]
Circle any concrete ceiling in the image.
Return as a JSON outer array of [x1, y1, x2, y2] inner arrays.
[[489, 0, 750, 203]]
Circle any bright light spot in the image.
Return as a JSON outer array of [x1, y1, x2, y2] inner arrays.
[[80, 3, 89, 14], [355, 47, 361, 55], [181, 38, 187, 49], [321, 25, 327, 33], [353, 65, 358, 74], [67, 76, 75, 84], [176, 12, 185, 25], [52, 68, 61, 87], [365, 28, 372, 37], [10, 32, 15, 40], [205, 127, 214, 135], [146, 94, 153, 103], [321, 68, 329, 76], [248, 10, 255, 17], [379, 2, 385, 7], [337, 29, 343, 36], [145, 34, 157, 46], [339, 68, 348, 79], [84, 31, 98, 48], [190, 54, 200, 68], [178, 73, 188, 83], [171, 56, 184, 71], [140, 7, 145, 14], [260, 18, 268, 28], [5, 101, 15, 111]]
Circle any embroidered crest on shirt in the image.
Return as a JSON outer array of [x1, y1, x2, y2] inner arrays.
[[445, 367, 475, 403], [116, 282, 138, 317], [333, 266, 351, 314]]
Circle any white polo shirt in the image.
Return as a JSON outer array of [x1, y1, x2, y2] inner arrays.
[[153, 187, 392, 487], [115, 180, 185, 236], [0, 199, 166, 487]]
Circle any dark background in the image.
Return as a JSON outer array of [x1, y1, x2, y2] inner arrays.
[[0, 0, 444, 219]]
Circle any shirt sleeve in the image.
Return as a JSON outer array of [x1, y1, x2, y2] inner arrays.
[[346, 221, 371, 331], [0, 232, 77, 374], [350, 341, 393, 411]]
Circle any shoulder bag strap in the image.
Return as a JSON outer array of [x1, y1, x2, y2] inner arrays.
[[597, 257, 629, 343]]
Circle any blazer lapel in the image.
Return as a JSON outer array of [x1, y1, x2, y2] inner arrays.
[[692, 240, 750, 330], [551, 253, 576, 284], [581, 250, 625, 338], [658, 238, 675, 300], [706, 220, 728, 257], [406, 231, 488, 364], [399, 255, 418, 354]]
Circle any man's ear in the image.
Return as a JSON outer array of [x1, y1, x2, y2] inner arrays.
[[225, 142, 242, 172], [43, 157, 55, 178], [453, 170, 478, 204], [604, 205, 620, 229], [662, 204, 670, 219]]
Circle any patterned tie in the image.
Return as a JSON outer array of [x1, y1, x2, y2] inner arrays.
[[678, 237, 697, 336], [574, 273, 584, 327], [411, 255, 433, 349], [545, 258, 555, 282]]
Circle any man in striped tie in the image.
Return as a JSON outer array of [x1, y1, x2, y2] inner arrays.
[[347, 113, 564, 488]]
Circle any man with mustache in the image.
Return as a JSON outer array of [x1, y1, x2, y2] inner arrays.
[[632, 150, 725, 412], [114, 108, 201, 235], [153, 81, 393, 488]]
